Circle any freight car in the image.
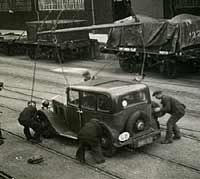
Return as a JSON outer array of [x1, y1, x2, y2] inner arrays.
[[0, 20, 99, 61], [25, 19, 99, 61], [101, 14, 200, 78]]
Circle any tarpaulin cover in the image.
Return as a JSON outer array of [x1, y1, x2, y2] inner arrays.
[[107, 14, 200, 53]]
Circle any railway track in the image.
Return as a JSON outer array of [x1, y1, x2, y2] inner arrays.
[[144, 77, 200, 89], [0, 171, 15, 179], [1, 127, 200, 179], [0, 57, 200, 177], [160, 125, 200, 142], [1, 101, 200, 141], [1, 57, 200, 90], [0, 80, 200, 117], [1, 129, 125, 179]]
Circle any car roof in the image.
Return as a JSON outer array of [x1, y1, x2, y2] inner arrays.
[[69, 78, 148, 97]]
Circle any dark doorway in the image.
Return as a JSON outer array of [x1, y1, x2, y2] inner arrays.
[[112, 0, 132, 21], [164, 0, 200, 18]]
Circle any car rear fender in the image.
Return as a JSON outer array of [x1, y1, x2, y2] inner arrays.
[[97, 120, 119, 144]]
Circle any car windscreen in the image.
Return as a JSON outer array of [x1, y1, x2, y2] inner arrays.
[[121, 90, 147, 108]]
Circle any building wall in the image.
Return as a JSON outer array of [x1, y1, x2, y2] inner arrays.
[[0, 0, 113, 30], [132, 0, 164, 18], [93, 0, 113, 24]]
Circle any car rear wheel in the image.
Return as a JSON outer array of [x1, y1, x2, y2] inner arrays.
[[100, 126, 116, 157], [126, 111, 150, 136]]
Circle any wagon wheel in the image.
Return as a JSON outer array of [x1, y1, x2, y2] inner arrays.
[[119, 56, 137, 73], [165, 61, 177, 79], [53, 49, 64, 63], [100, 126, 116, 157], [27, 47, 36, 60], [4, 44, 13, 56]]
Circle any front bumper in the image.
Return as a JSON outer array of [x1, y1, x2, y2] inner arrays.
[[114, 128, 161, 148]]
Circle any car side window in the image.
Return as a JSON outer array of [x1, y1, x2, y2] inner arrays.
[[121, 91, 147, 108], [97, 95, 111, 112], [68, 90, 79, 106], [81, 92, 96, 110]]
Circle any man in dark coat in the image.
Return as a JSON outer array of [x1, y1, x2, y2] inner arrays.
[[76, 119, 105, 164], [18, 101, 42, 143], [152, 91, 186, 144]]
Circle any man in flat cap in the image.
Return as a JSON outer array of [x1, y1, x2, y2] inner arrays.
[[18, 101, 42, 143], [152, 91, 186, 144]]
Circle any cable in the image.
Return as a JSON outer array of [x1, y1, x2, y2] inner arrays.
[[92, 60, 115, 79], [3, 87, 44, 100], [50, 10, 70, 88], [138, 24, 146, 78], [29, 4, 53, 102], [30, 54, 37, 101], [0, 104, 19, 112], [4, 85, 62, 95]]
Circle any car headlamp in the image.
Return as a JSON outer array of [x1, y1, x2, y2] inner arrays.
[[118, 132, 130, 142]]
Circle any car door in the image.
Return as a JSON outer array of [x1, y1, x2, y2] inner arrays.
[[67, 89, 82, 134], [80, 91, 97, 124]]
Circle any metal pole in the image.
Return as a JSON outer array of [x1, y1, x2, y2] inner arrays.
[[91, 0, 95, 25]]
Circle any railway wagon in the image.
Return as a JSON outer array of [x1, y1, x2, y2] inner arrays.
[[0, 0, 113, 60], [101, 14, 200, 78]]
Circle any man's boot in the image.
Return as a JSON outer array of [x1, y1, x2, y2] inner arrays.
[[173, 124, 181, 140], [161, 129, 173, 144], [91, 144, 105, 164], [24, 127, 33, 141], [76, 143, 85, 163]]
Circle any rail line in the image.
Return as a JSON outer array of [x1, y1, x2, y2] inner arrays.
[[1, 83, 200, 117], [0, 170, 15, 179], [1, 58, 200, 90], [1, 102, 200, 141], [160, 126, 200, 142], [144, 77, 200, 89], [1, 129, 124, 179], [2, 128, 200, 178]]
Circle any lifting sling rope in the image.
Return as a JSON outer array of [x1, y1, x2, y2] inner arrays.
[[30, 3, 70, 102]]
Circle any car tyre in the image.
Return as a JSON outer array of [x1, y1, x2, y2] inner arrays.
[[100, 125, 116, 157], [126, 111, 150, 136]]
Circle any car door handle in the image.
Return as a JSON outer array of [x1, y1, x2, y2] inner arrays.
[[77, 109, 83, 114]]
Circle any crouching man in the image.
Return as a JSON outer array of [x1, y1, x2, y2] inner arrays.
[[18, 101, 42, 144], [152, 91, 186, 144], [76, 119, 105, 164]]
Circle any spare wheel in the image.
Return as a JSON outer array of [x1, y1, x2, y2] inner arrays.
[[126, 111, 150, 136]]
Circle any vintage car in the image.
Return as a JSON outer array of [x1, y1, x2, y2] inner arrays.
[[37, 78, 160, 156]]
